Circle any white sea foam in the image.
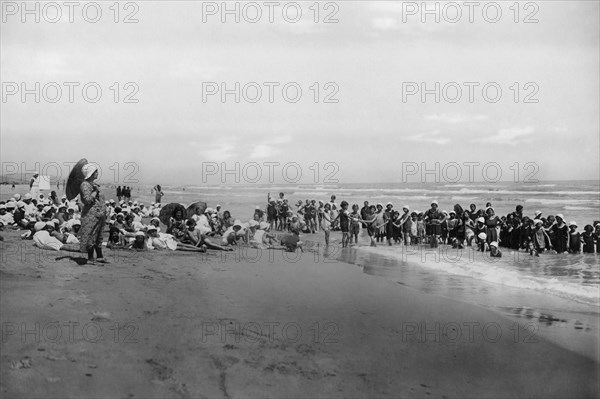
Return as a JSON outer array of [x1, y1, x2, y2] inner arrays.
[[356, 246, 600, 306]]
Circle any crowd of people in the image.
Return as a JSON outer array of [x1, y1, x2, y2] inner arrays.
[[2, 180, 600, 263], [260, 193, 600, 257]]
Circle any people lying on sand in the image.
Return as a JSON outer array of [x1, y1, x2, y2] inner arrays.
[[128, 231, 148, 251], [107, 227, 127, 249], [32, 222, 80, 252]]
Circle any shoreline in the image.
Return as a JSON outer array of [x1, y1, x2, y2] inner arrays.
[[1, 227, 598, 398]]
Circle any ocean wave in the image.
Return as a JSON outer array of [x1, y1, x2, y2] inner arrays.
[[451, 196, 479, 201], [525, 198, 600, 205], [356, 246, 599, 306]]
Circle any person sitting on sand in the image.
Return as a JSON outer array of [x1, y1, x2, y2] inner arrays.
[[279, 225, 304, 252], [149, 217, 161, 232], [191, 209, 213, 235], [218, 210, 233, 234], [0, 204, 14, 226], [14, 201, 28, 228], [248, 222, 280, 250], [167, 209, 187, 240], [221, 221, 244, 246]]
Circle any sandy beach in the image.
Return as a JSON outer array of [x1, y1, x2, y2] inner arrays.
[[1, 226, 597, 399]]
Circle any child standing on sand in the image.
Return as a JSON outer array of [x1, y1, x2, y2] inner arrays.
[[349, 204, 361, 245], [416, 213, 425, 245], [332, 201, 350, 248], [321, 203, 332, 246]]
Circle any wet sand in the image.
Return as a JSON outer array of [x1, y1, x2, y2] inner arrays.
[[0, 227, 598, 398]]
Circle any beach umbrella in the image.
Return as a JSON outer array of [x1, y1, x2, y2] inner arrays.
[[65, 158, 88, 201], [159, 202, 186, 225], [186, 201, 207, 219], [454, 203, 464, 216]]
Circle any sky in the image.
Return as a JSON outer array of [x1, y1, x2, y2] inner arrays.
[[1, 1, 599, 186]]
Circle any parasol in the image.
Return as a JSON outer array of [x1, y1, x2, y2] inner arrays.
[[159, 202, 187, 225], [186, 201, 207, 219], [65, 158, 88, 200], [454, 203, 464, 217]]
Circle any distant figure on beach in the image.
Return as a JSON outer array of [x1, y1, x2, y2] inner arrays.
[[29, 173, 40, 198], [154, 184, 164, 204], [116, 186, 122, 201]]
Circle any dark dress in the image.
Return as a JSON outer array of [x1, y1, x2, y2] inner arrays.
[[582, 232, 594, 253], [485, 216, 500, 244], [569, 232, 581, 253], [79, 181, 107, 252], [339, 210, 350, 233], [552, 224, 569, 253]]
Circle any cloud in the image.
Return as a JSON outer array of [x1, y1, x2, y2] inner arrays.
[[249, 135, 291, 158], [475, 127, 535, 145], [424, 113, 488, 124], [407, 130, 450, 145], [191, 140, 239, 161]]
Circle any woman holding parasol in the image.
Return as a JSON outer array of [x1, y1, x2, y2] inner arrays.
[[67, 160, 109, 264]]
